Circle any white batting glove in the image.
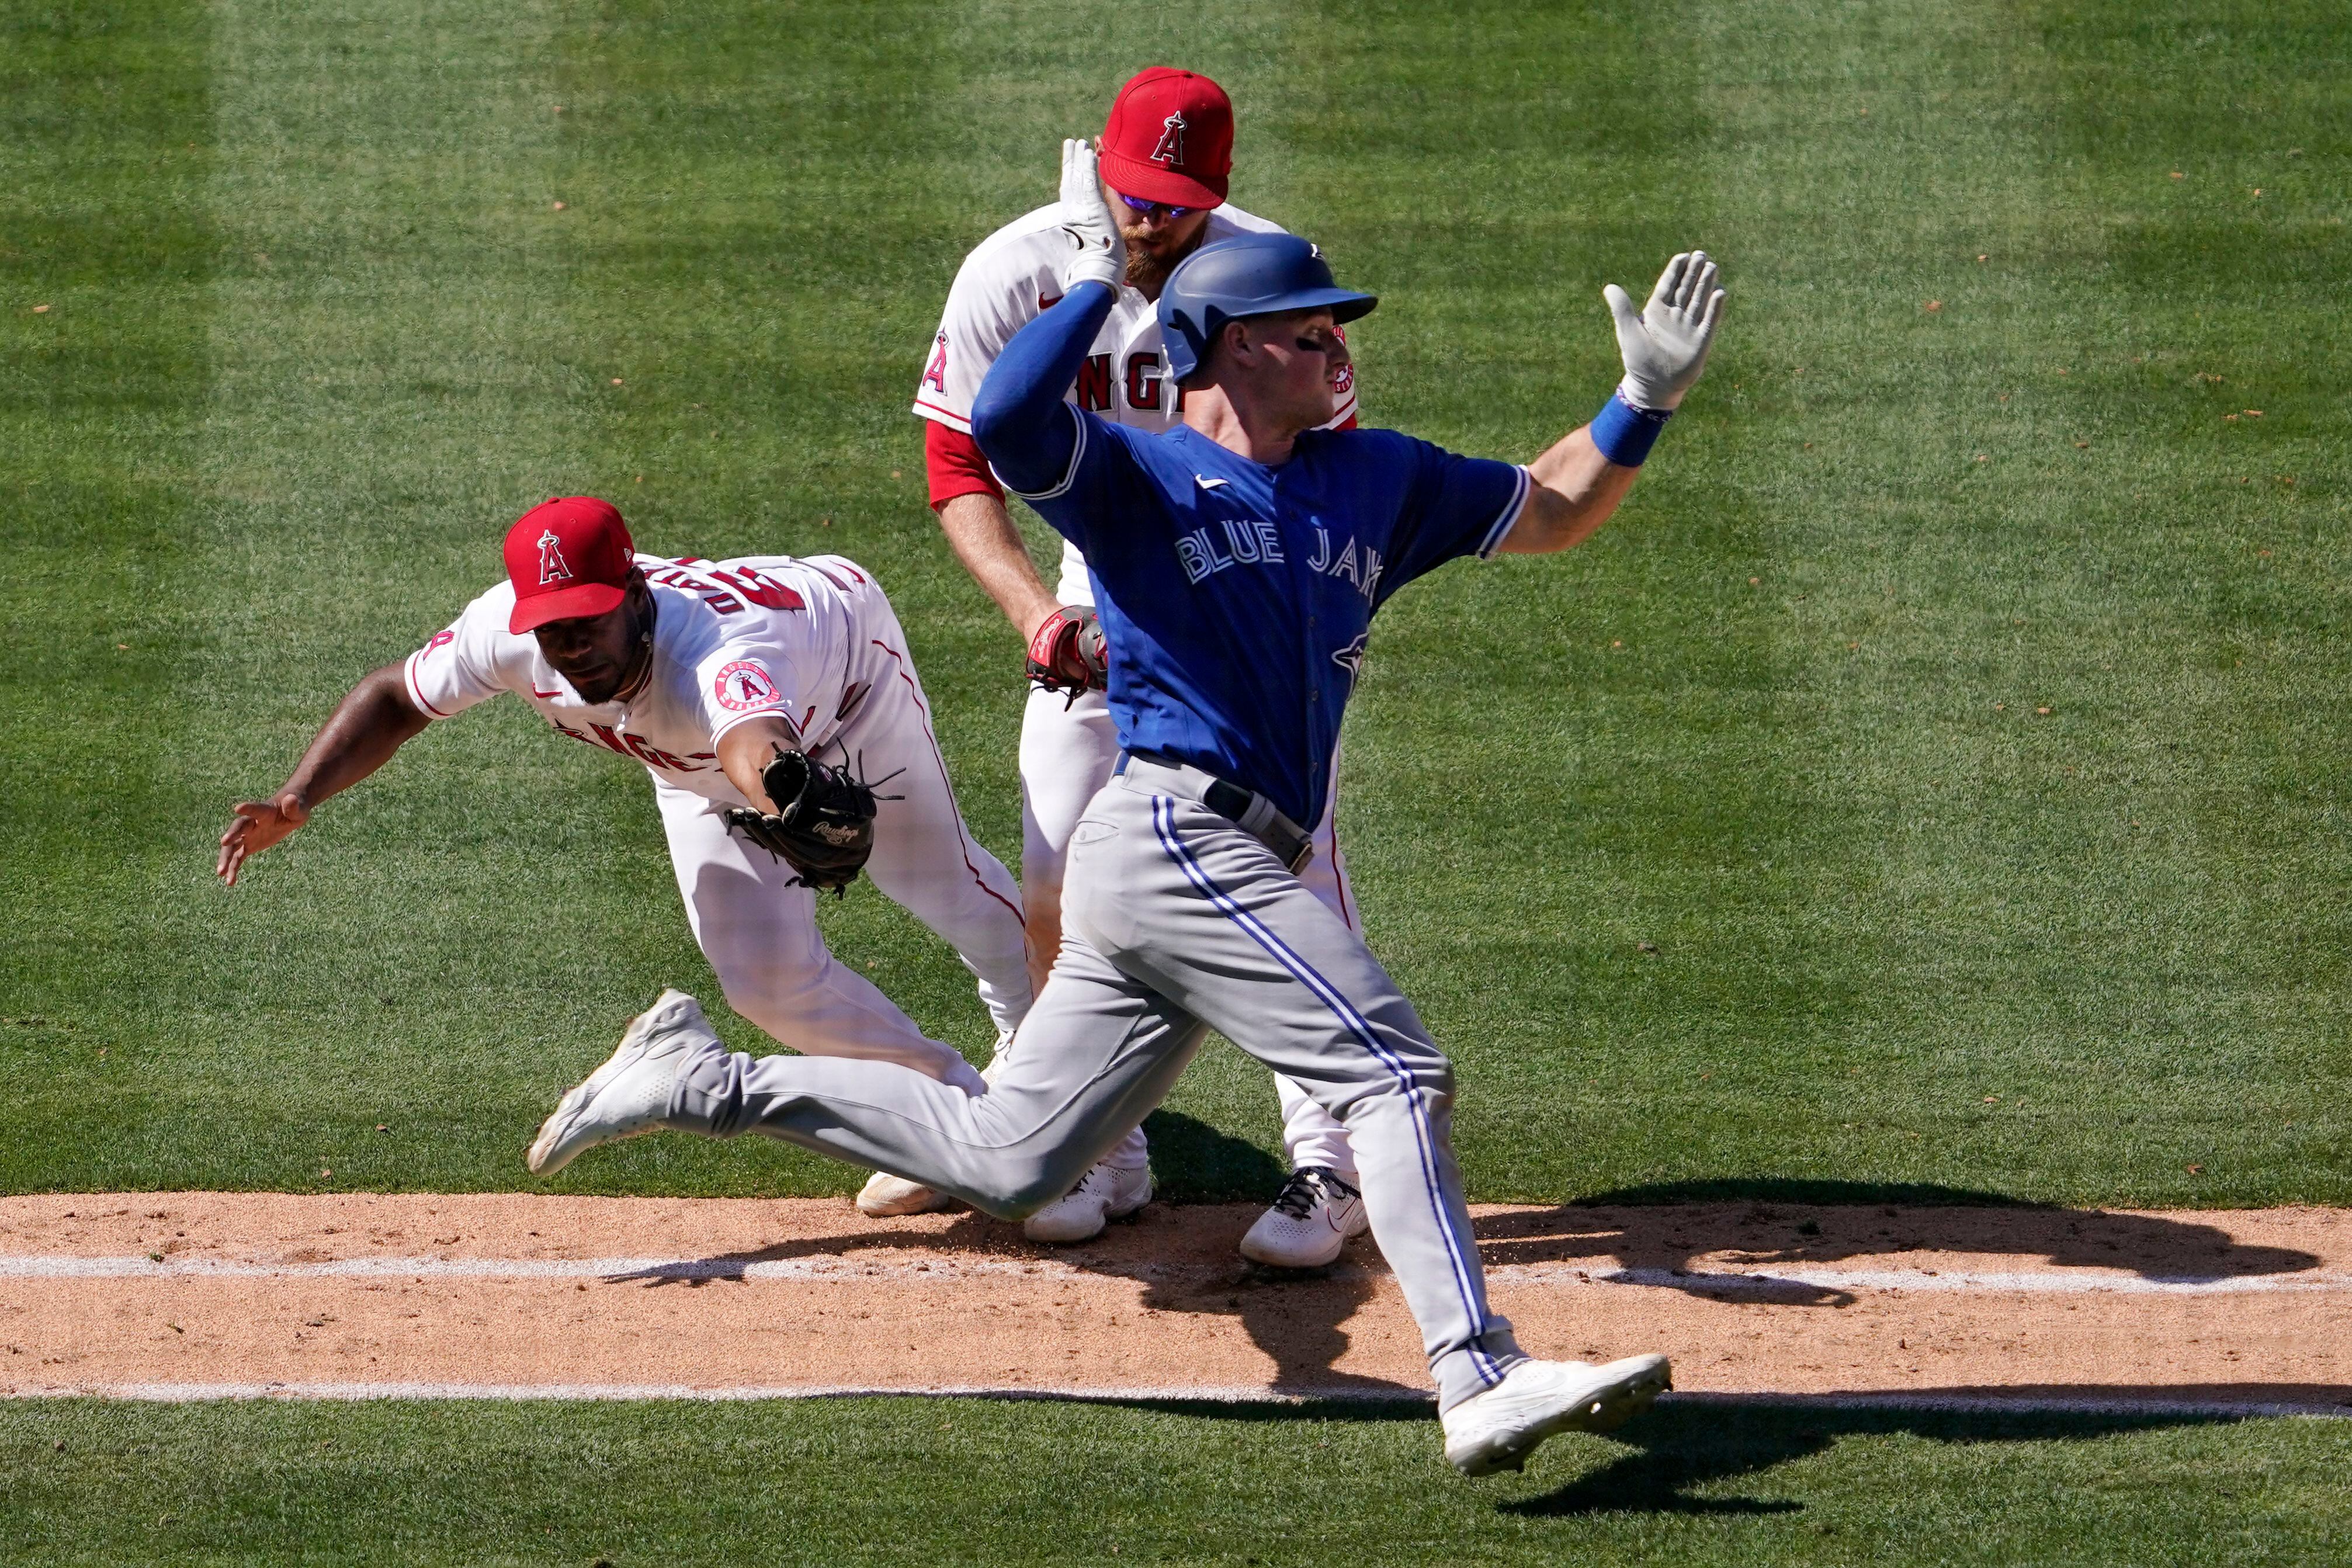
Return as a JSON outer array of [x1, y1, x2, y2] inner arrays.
[[1605, 251, 1726, 412], [1056, 137, 1126, 294]]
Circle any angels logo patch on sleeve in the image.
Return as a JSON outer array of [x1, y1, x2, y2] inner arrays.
[[713, 659, 785, 713]]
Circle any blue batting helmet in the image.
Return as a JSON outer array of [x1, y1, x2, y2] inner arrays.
[[1158, 233, 1378, 384]]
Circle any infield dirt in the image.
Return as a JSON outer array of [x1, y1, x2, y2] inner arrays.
[[4, 1195, 2345, 1410]]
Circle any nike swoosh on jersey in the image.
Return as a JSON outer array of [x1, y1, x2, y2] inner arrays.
[[1195, 476, 1230, 490]]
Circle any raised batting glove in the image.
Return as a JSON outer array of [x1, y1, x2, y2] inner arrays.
[[1056, 137, 1126, 294], [1605, 251, 1725, 412]]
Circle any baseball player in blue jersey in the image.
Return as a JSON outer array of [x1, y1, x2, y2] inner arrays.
[[526, 140, 1724, 1476]]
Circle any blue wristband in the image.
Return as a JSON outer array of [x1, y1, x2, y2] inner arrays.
[[1588, 389, 1673, 467]]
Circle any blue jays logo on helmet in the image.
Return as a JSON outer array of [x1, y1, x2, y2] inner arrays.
[[1157, 233, 1378, 385]]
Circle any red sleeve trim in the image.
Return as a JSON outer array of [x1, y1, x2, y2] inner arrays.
[[927, 418, 1005, 510], [403, 653, 453, 719], [913, 397, 974, 432]]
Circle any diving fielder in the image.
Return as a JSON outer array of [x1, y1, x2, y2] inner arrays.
[[526, 143, 1723, 1475], [912, 66, 1369, 1256], [217, 497, 1031, 1116]]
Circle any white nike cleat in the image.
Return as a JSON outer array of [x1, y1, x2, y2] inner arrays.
[[1440, 1354, 1674, 1477], [856, 1171, 954, 1217], [526, 988, 716, 1175], [1239, 1166, 1368, 1268], [1022, 1160, 1152, 1244]]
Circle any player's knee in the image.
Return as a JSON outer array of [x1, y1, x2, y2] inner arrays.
[[995, 1147, 1093, 1219], [1357, 1048, 1455, 1111], [709, 964, 825, 1039], [963, 1175, 1053, 1223]]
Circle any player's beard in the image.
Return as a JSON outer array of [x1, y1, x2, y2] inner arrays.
[[1124, 224, 1208, 294]]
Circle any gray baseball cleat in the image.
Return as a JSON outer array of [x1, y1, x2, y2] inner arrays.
[[1440, 1354, 1673, 1477], [526, 988, 716, 1175]]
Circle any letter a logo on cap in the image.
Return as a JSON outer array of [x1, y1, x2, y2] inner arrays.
[[1100, 68, 1231, 208], [504, 496, 633, 634], [537, 528, 573, 585]]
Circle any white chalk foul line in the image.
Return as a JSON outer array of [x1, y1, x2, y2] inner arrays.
[[3, 1383, 2346, 1418], [2, 1254, 2347, 1295], [0, 1254, 1060, 1282], [0, 1381, 1347, 1404]]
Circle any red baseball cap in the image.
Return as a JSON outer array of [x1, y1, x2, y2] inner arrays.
[[504, 496, 636, 633], [1099, 67, 1232, 209]]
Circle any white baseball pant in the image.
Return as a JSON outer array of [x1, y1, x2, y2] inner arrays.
[[657, 584, 1031, 1094]]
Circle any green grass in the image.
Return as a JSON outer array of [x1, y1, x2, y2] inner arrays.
[[5, 1398, 2347, 1567], [4, 0, 2348, 1207], [6, 2, 2348, 1558]]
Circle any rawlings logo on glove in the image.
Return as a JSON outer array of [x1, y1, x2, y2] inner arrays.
[[1026, 605, 1109, 707], [722, 747, 901, 896]]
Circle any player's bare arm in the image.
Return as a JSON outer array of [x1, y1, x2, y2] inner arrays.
[[1494, 427, 1644, 555], [1500, 251, 1726, 554], [934, 491, 1062, 641], [216, 664, 429, 885], [715, 716, 804, 811], [220, 566, 667, 887]]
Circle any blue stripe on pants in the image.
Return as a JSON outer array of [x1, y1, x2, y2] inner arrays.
[[1149, 795, 1501, 1387]]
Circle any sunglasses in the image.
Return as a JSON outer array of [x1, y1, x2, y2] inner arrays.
[[1114, 190, 1194, 220]]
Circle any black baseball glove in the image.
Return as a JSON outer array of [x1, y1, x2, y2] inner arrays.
[[722, 747, 896, 895], [1026, 605, 1108, 707]]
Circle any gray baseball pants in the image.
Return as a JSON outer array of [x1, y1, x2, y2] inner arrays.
[[667, 757, 1527, 1410]]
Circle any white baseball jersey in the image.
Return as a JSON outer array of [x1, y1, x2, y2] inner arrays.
[[404, 553, 875, 809], [913, 202, 1359, 605]]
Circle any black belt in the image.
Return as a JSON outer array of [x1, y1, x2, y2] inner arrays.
[[1117, 751, 1315, 873]]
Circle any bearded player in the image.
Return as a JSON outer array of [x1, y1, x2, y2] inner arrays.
[[217, 498, 1031, 1194], [907, 66, 1369, 1258]]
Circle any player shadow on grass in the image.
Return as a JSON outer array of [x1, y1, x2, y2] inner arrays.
[[1466, 1178, 2323, 1308], [1497, 1399, 2281, 1517]]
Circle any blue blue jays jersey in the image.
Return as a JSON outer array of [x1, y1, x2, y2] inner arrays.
[[1010, 408, 1529, 828]]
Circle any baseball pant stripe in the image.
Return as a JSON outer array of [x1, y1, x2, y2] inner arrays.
[[870, 637, 1025, 928], [1149, 796, 1501, 1385]]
